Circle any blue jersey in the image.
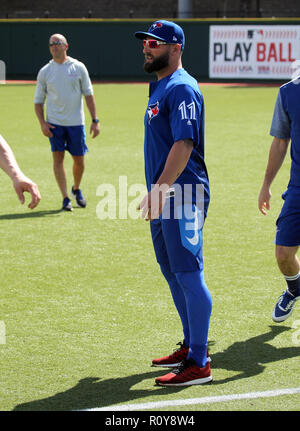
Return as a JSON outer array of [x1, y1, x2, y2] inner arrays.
[[144, 68, 209, 204], [270, 77, 300, 188]]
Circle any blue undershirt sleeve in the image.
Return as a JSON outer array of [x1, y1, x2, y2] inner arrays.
[[270, 89, 290, 139]]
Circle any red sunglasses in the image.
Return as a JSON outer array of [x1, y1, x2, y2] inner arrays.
[[143, 39, 167, 49]]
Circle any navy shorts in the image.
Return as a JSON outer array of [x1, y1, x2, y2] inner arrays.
[[275, 187, 300, 246], [150, 197, 206, 273], [49, 124, 88, 156]]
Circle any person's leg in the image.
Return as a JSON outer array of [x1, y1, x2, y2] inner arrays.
[[72, 155, 85, 190], [272, 195, 300, 321], [175, 269, 212, 368], [276, 245, 300, 278], [273, 245, 300, 322], [155, 203, 213, 386], [66, 125, 87, 190], [151, 260, 191, 368], [159, 261, 190, 346], [66, 126, 88, 207], [49, 125, 69, 201], [162, 203, 212, 367], [150, 220, 189, 346], [52, 151, 68, 198]]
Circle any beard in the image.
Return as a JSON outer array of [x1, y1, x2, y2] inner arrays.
[[144, 50, 170, 73]]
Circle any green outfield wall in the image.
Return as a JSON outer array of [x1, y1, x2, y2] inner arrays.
[[0, 18, 299, 80]]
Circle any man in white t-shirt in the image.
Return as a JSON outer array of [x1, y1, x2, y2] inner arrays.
[[34, 34, 100, 211]]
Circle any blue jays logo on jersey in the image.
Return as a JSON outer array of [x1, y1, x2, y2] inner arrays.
[[147, 101, 160, 124]]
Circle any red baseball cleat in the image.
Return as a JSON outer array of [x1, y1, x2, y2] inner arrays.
[[155, 358, 212, 387], [152, 342, 211, 368]]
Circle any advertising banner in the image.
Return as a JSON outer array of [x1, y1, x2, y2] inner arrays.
[[209, 25, 300, 79]]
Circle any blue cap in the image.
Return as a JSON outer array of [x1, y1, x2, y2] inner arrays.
[[135, 20, 185, 51]]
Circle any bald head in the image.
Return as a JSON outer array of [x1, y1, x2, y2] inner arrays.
[[49, 34, 68, 45]]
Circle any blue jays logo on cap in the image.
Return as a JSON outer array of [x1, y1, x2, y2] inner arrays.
[[151, 22, 163, 30], [135, 20, 185, 51]]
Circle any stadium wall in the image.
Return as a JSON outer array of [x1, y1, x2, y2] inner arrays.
[[0, 18, 299, 81]]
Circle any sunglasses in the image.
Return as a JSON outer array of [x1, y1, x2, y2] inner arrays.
[[143, 39, 167, 49], [49, 41, 65, 47]]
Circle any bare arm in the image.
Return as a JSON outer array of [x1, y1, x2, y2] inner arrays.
[[0, 135, 41, 209], [258, 137, 290, 215], [156, 139, 194, 187], [0, 134, 23, 179], [138, 139, 194, 220], [85, 95, 100, 138]]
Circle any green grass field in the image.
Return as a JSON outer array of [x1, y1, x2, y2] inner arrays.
[[0, 82, 299, 412]]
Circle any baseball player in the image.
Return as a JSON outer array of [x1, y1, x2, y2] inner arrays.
[[135, 20, 213, 386], [259, 74, 300, 322]]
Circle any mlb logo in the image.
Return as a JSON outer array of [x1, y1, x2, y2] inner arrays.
[[147, 101, 160, 123]]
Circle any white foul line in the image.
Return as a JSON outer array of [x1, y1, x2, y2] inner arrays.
[[83, 386, 300, 411]]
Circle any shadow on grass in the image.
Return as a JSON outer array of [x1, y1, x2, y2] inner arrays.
[[0, 210, 62, 220], [13, 370, 185, 411], [210, 325, 300, 385], [13, 325, 300, 411]]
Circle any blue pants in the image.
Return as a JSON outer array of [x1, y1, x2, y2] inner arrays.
[[150, 201, 212, 367]]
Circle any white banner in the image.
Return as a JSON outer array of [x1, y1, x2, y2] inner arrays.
[[0, 60, 5, 84], [209, 25, 300, 79]]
